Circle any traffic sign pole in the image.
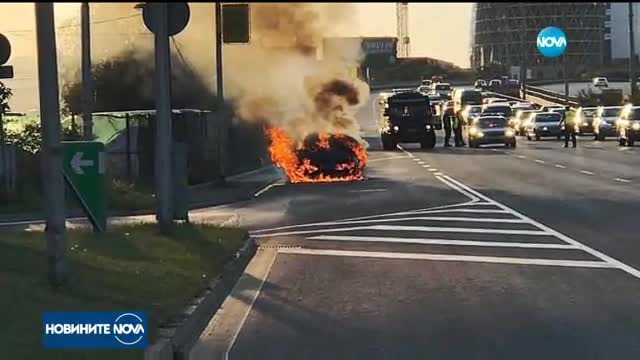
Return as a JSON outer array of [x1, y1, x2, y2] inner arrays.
[[35, 3, 67, 288], [153, 3, 174, 230], [81, 2, 93, 140]]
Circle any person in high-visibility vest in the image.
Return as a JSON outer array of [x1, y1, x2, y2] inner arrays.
[[560, 105, 577, 148]]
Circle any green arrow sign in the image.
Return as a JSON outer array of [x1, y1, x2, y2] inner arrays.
[[62, 141, 106, 232]]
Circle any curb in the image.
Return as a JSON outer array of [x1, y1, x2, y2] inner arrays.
[[144, 234, 258, 360]]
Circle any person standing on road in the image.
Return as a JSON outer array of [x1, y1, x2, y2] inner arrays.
[[561, 106, 577, 148], [442, 101, 454, 147], [453, 111, 466, 147]]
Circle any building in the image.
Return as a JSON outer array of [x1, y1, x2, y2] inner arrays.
[[471, 3, 607, 80], [607, 2, 640, 61]]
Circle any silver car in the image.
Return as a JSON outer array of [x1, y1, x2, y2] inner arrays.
[[525, 112, 564, 140]]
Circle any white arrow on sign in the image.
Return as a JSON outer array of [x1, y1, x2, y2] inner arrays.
[[70, 152, 94, 175]]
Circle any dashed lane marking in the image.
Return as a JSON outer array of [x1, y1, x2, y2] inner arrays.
[[580, 170, 595, 175], [535, 159, 545, 164], [555, 164, 567, 169], [615, 178, 632, 183], [517, 155, 527, 159]]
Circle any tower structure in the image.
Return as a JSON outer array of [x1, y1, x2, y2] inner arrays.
[[397, 3, 410, 58]]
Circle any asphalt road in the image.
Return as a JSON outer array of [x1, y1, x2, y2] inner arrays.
[[192, 91, 640, 359], [538, 81, 631, 97]]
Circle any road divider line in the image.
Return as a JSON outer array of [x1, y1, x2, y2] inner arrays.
[[348, 188, 387, 193], [254, 182, 282, 197], [422, 165, 430, 168], [614, 178, 632, 183], [412, 158, 421, 162], [535, 159, 545, 164], [438, 174, 640, 280], [307, 235, 577, 249], [434, 172, 444, 176], [554, 164, 566, 169], [435, 175, 480, 203], [277, 248, 615, 269], [367, 155, 411, 163], [428, 169, 438, 172], [580, 170, 595, 175], [253, 224, 552, 238], [517, 155, 527, 159]]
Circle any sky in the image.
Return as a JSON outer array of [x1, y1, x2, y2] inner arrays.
[[0, 3, 473, 112]]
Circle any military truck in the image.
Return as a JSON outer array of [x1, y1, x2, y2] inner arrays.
[[379, 91, 441, 150]]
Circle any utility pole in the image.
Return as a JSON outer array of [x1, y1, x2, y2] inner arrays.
[[629, 2, 636, 97], [215, 2, 224, 102], [520, 3, 527, 99], [153, 3, 174, 230], [81, 2, 93, 140], [564, 53, 569, 106], [35, 3, 67, 287]]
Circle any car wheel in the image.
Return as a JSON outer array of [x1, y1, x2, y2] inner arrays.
[[629, 139, 635, 147], [535, 135, 541, 141], [526, 133, 532, 141], [511, 140, 517, 149], [619, 137, 627, 146]]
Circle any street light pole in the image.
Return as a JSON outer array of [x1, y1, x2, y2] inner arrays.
[[153, 3, 174, 230], [35, 2, 67, 288], [215, 2, 224, 103], [81, 2, 93, 140], [629, 2, 636, 97]]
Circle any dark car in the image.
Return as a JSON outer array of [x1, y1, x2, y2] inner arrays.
[[593, 106, 622, 140], [617, 106, 640, 146], [379, 91, 440, 150], [525, 112, 564, 140], [468, 116, 516, 148], [575, 107, 598, 135], [481, 103, 513, 119]]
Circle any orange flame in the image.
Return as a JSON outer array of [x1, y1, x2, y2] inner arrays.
[[266, 127, 366, 183]]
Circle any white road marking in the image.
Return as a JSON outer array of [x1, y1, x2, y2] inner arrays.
[[253, 216, 528, 234], [428, 169, 438, 172], [580, 170, 595, 175], [308, 235, 578, 249], [554, 164, 567, 169], [349, 188, 387, 193], [439, 174, 640, 279], [535, 159, 545, 164], [614, 178, 632, 183], [412, 209, 509, 214], [367, 155, 411, 163], [252, 225, 551, 238], [434, 172, 444, 176], [278, 248, 614, 269], [422, 165, 430, 168], [517, 155, 527, 159], [254, 183, 281, 197], [412, 158, 421, 162]]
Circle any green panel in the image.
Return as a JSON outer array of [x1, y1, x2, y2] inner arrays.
[[223, 4, 250, 44], [62, 141, 106, 232]]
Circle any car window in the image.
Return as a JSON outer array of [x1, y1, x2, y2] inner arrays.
[[630, 108, 640, 120], [477, 117, 507, 128], [435, 85, 451, 90], [601, 107, 622, 117], [535, 114, 561, 122]]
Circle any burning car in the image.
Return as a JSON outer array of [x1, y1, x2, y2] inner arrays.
[[267, 128, 367, 183]]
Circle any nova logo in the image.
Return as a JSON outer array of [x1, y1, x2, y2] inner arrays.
[[43, 311, 147, 349], [537, 27, 567, 58]]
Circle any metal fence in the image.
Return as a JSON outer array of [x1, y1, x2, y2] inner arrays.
[[91, 108, 269, 186]]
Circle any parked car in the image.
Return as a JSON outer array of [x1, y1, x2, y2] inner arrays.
[[468, 115, 516, 148], [525, 112, 564, 140], [488, 79, 502, 89], [481, 103, 513, 119], [461, 105, 483, 125], [592, 105, 623, 140], [416, 85, 431, 95], [474, 79, 487, 89], [592, 77, 609, 87], [510, 109, 539, 136], [574, 107, 598, 135], [432, 83, 453, 100], [421, 79, 432, 87], [617, 105, 640, 146]]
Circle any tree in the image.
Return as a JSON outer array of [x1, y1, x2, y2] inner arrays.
[[0, 81, 12, 115]]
